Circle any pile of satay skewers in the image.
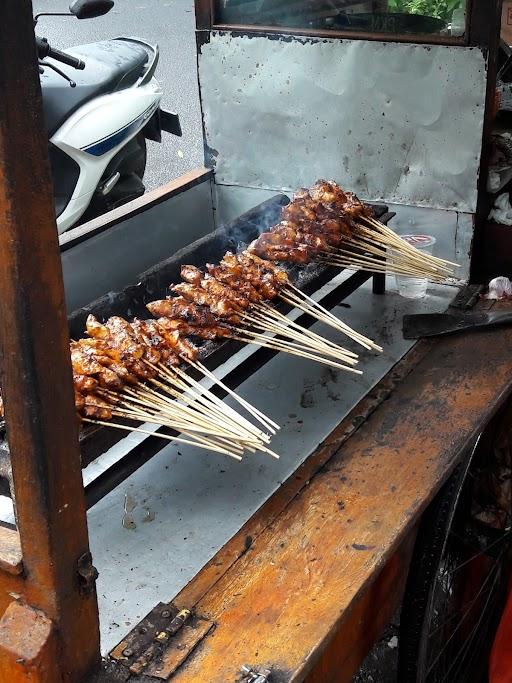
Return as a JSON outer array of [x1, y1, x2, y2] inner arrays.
[[248, 180, 459, 282], [6, 178, 442, 463], [0, 247, 379, 460]]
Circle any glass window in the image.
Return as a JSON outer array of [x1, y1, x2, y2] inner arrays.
[[215, 0, 467, 37]]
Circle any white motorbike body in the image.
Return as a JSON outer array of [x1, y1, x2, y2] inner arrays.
[[52, 81, 161, 232], [41, 37, 163, 233]]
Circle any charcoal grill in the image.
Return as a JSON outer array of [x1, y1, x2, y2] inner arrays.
[[0, 195, 392, 510]]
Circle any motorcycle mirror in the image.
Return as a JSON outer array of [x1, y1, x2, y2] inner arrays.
[[69, 0, 114, 19]]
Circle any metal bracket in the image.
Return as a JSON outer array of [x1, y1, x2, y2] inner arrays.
[[77, 552, 99, 595], [110, 603, 214, 679], [240, 664, 272, 682]]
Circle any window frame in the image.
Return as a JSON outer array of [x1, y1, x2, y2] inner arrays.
[[196, 0, 474, 46]]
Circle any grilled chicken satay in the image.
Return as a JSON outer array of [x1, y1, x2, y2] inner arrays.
[[179, 267, 252, 311], [80, 393, 114, 421], [87, 315, 158, 376], [156, 316, 233, 340], [222, 252, 288, 298], [309, 179, 347, 206], [206, 264, 264, 304], [310, 180, 373, 220], [147, 296, 235, 325], [133, 318, 198, 363], [248, 233, 312, 264], [172, 283, 244, 320], [71, 341, 125, 391], [130, 319, 180, 367]]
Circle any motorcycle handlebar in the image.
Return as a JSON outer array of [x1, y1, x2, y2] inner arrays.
[[48, 46, 85, 70], [36, 37, 85, 70]]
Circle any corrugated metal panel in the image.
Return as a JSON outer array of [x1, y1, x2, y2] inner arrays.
[[199, 34, 486, 213]]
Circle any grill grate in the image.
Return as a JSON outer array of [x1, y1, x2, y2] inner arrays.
[[0, 195, 392, 509]]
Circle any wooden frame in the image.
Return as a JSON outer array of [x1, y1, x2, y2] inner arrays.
[[0, 2, 100, 681], [196, 0, 475, 46]]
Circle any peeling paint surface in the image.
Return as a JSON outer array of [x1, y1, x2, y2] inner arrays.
[[199, 34, 486, 213]]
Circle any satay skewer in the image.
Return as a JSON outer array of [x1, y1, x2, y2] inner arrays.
[[82, 418, 244, 460], [282, 284, 382, 352], [108, 392, 263, 456], [109, 410, 248, 457], [103, 388, 270, 455], [246, 307, 359, 361], [321, 252, 435, 278], [232, 332, 363, 374], [170, 363, 275, 445], [127, 381, 270, 449], [190, 359, 280, 434], [358, 218, 458, 270]]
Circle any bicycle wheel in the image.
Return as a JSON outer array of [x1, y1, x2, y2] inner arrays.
[[398, 404, 512, 683]]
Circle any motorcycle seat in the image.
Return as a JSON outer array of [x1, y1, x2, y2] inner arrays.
[[41, 39, 149, 136]]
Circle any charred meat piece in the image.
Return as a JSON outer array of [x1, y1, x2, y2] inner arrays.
[[70, 341, 124, 391], [74, 374, 99, 394], [80, 393, 114, 421], [310, 179, 347, 206], [157, 317, 234, 340], [220, 251, 289, 298], [130, 319, 180, 368], [146, 297, 238, 326], [172, 283, 243, 320], [180, 264, 203, 285], [247, 235, 312, 264], [282, 198, 318, 223], [85, 316, 156, 378], [200, 276, 251, 310], [206, 264, 263, 304]]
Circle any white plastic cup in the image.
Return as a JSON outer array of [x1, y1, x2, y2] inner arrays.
[[394, 235, 436, 299]]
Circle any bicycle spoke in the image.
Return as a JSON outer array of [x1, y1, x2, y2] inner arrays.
[[425, 550, 504, 677]]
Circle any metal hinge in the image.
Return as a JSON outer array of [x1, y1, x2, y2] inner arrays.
[[77, 552, 99, 595], [240, 664, 272, 682], [110, 602, 214, 679]]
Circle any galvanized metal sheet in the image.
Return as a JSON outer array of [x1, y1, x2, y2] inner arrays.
[[199, 34, 486, 213], [62, 181, 215, 312]]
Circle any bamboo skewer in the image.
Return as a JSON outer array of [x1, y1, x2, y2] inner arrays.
[[232, 331, 362, 374], [112, 391, 259, 453], [321, 248, 450, 281], [191, 359, 280, 433], [105, 368, 274, 452], [151, 364, 281, 460], [170, 364, 272, 445], [82, 418, 244, 460], [359, 217, 459, 271], [247, 306, 358, 361], [254, 302, 354, 349], [363, 216, 459, 267], [239, 328, 355, 363], [102, 386, 272, 457], [283, 284, 382, 352], [109, 409, 248, 457]]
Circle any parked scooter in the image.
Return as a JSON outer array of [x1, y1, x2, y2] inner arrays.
[[36, 0, 181, 233]]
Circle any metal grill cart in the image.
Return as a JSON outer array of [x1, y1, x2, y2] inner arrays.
[[0, 1, 510, 682]]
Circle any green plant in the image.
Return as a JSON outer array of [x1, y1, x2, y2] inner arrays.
[[387, 0, 461, 21]]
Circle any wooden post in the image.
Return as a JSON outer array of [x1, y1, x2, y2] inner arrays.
[[0, 1, 100, 680]]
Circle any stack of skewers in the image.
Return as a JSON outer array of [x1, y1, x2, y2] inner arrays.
[[248, 180, 458, 282], [3, 178, 451, 463]]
